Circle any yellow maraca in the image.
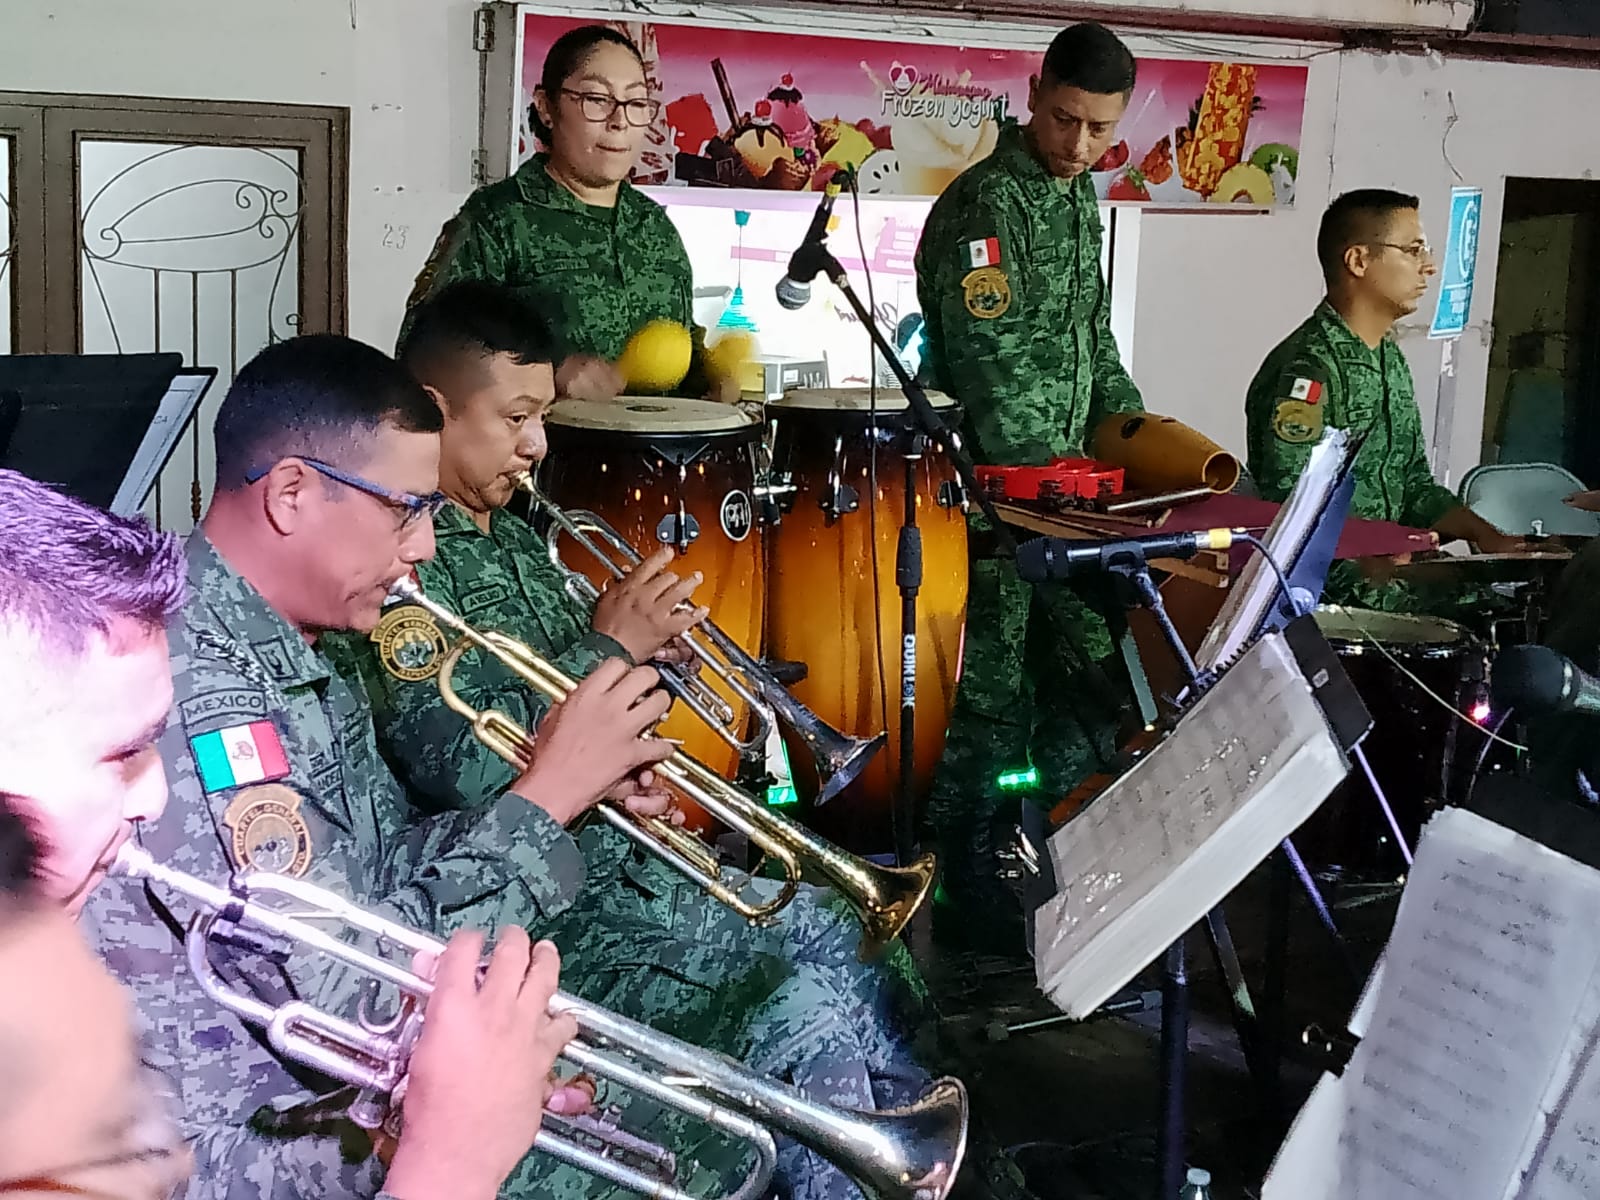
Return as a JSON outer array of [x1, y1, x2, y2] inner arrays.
[[704, 331, 757, 396], [617, 319, 693, 394]]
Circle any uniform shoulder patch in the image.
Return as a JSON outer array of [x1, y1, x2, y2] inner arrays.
[[371, 604, 448, 682], [961, 266, 1012, 321], [221, 783, 313, 876], [1272, 399, 1323, 445], [404, 217, 466, 314], [1287, 377, 1323, 404], [189, 720, 291, 793]]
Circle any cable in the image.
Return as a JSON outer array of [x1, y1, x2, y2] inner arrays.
[[1236, 532, 1300, 620], [1318, 604, 1528, 753], [851, 177, 893, 742]]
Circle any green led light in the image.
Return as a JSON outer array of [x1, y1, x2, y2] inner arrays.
[[766, 784, 799, 808], [996, 768, 1039, 790]]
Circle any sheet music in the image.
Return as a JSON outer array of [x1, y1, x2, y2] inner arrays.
[[1197, 430, 1351, 672], [1033, 633, 1346, 1018], [109, 371, 212, 516], [1264, 808, 1600, 1199]]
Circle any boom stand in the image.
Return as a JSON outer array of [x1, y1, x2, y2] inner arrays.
[[791, 234, 1018, 867]]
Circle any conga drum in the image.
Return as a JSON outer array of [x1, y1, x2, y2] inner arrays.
[[764, 389, 969, 856], [538, 397, 766, 833]]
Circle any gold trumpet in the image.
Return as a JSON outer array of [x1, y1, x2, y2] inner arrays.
[[386, 577, 935, 960], [516, 472, 885, 805], [112, 843, 970, 1200]]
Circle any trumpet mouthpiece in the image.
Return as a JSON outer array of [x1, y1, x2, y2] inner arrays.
[[386, 576, 422, 605]]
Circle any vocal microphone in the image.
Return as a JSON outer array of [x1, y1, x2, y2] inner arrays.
[[775, 177, 846, 311], [1014, 528, 1235, 583], [1491, 644, 1600, 717]]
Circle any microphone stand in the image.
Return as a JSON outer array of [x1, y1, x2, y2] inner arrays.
[[788, 227, 1017, 868]]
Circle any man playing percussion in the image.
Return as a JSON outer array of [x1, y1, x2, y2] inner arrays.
[[403, 25, 734, 404], [326, 281, 941, 1200], [60, 338, 767, 1200], [0, 470, 581, 1200], [1246, 189, 1526, 612], [913, 22, 1144, 945]]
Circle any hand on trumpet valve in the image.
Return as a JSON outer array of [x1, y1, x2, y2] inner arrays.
[[651, 635, 701, 673], [384, 927, 577, 1200], [509, 659, 676, 826], [608, 767, 685, 824], [591, 545, 710, 663]]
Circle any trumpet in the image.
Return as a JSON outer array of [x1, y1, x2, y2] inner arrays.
[[112, 843, 969, 1200], [517, 472, 884, 805], [386, 576, 935, 960]]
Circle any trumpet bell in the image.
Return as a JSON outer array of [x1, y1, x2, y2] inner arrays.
[[853, 1078, 970, 1200]]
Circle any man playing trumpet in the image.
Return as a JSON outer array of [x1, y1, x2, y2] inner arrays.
[[326, 281, 938, 1199], [0, 469, 581, 1200]]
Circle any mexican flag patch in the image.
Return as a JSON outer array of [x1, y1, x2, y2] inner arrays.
[[965, 237, 1002, 269], [190, 721, 291, 792], [1289, 378, 1323, 404]]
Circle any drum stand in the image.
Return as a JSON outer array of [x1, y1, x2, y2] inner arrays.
[[787, 232, 1019, 867]]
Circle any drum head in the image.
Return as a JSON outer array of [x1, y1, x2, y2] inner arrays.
[[1313, 606, 1467, 649], [767, 388, 958, 414], [548, 396, 756, 434]]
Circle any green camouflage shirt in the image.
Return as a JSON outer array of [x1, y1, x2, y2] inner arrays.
[[914, 121, 1144, 466], [83, 532, 587, 1199], [326, 502, 632, 814], [402, 154, 710, 394], [1245, 300, 1458, 529]]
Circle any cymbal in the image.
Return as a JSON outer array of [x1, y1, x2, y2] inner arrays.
[[1385, 549, 1573, 585]]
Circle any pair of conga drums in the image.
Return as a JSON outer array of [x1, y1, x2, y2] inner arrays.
[[536, 391, 970, 854]]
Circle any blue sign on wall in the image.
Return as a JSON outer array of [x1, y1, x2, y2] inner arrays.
[[1429, 186, 1484, 340]]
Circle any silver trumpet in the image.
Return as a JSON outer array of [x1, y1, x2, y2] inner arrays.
[[113, 843, 969, 1200], [518, 473, 884, 805]]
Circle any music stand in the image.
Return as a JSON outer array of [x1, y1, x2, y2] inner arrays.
[[0, 354, 216, 515]]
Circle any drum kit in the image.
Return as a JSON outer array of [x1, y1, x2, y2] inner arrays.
[[534, 389, 969, 856]]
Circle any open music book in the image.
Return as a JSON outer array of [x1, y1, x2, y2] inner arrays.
[[1265, 806, 1600, 1200], [1032, 632, 1349, 1019]]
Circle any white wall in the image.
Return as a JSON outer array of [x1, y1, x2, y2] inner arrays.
[[4, 2, 1599, 487], [0, 0, 484, 354]]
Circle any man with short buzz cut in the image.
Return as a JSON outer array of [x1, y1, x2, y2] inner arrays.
[[1246, 188, 1525, 612], [0, 471, 581, 1200], [914, 20, 1144, 947], [72, 335, 694, 1200]]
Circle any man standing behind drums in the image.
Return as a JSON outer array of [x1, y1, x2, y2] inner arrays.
[[403, 25, 735, 404], [914, 22, 1144, 948], [72, 336, 769, 1200], [327, 281, 941, 1200], [1246, 189, 1527, 613]]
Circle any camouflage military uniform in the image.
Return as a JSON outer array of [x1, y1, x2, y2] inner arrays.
[[913, 121, 1144, 891], [401, 154, 711, 395], [1246, 301, 1462, 614], [324, 504, 933, 1200], [82, 534, 753, 1200]]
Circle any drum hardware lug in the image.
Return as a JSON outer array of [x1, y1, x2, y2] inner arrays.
[[656, 510, 700, 552], [822, 483, 860, 521], [937, 479, 967, 510]]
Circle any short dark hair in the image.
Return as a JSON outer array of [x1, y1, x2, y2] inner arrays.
[[1317, 189, 1421, 283], [213, 334, 443, 487], [0, 798, 43, 905], [398, 281, 558, 389], [530, 25, 644, 147], [0, 471, 185, 655], [1041, 22, 1137, 96]]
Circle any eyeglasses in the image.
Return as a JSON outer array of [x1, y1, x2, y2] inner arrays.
[[558, 88, 661, 127], [244, 459, 447, 530], [1373, 240, 1433, 262]]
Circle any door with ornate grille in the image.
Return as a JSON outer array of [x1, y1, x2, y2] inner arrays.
[[0, 94, 347, 530]]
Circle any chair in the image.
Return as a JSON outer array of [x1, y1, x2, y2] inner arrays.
[[1459, 462, 1600, 539]]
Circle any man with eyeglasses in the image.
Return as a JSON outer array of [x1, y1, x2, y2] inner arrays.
[[402, 25, 737, 404], [77, 334, 752, 1200], [1246, 188, 1525, 612]]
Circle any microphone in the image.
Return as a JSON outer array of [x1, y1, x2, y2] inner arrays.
[[775, 177, 845, 311], [1015, 528, 1235, 583], [1491, 644, 1600, 717]]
